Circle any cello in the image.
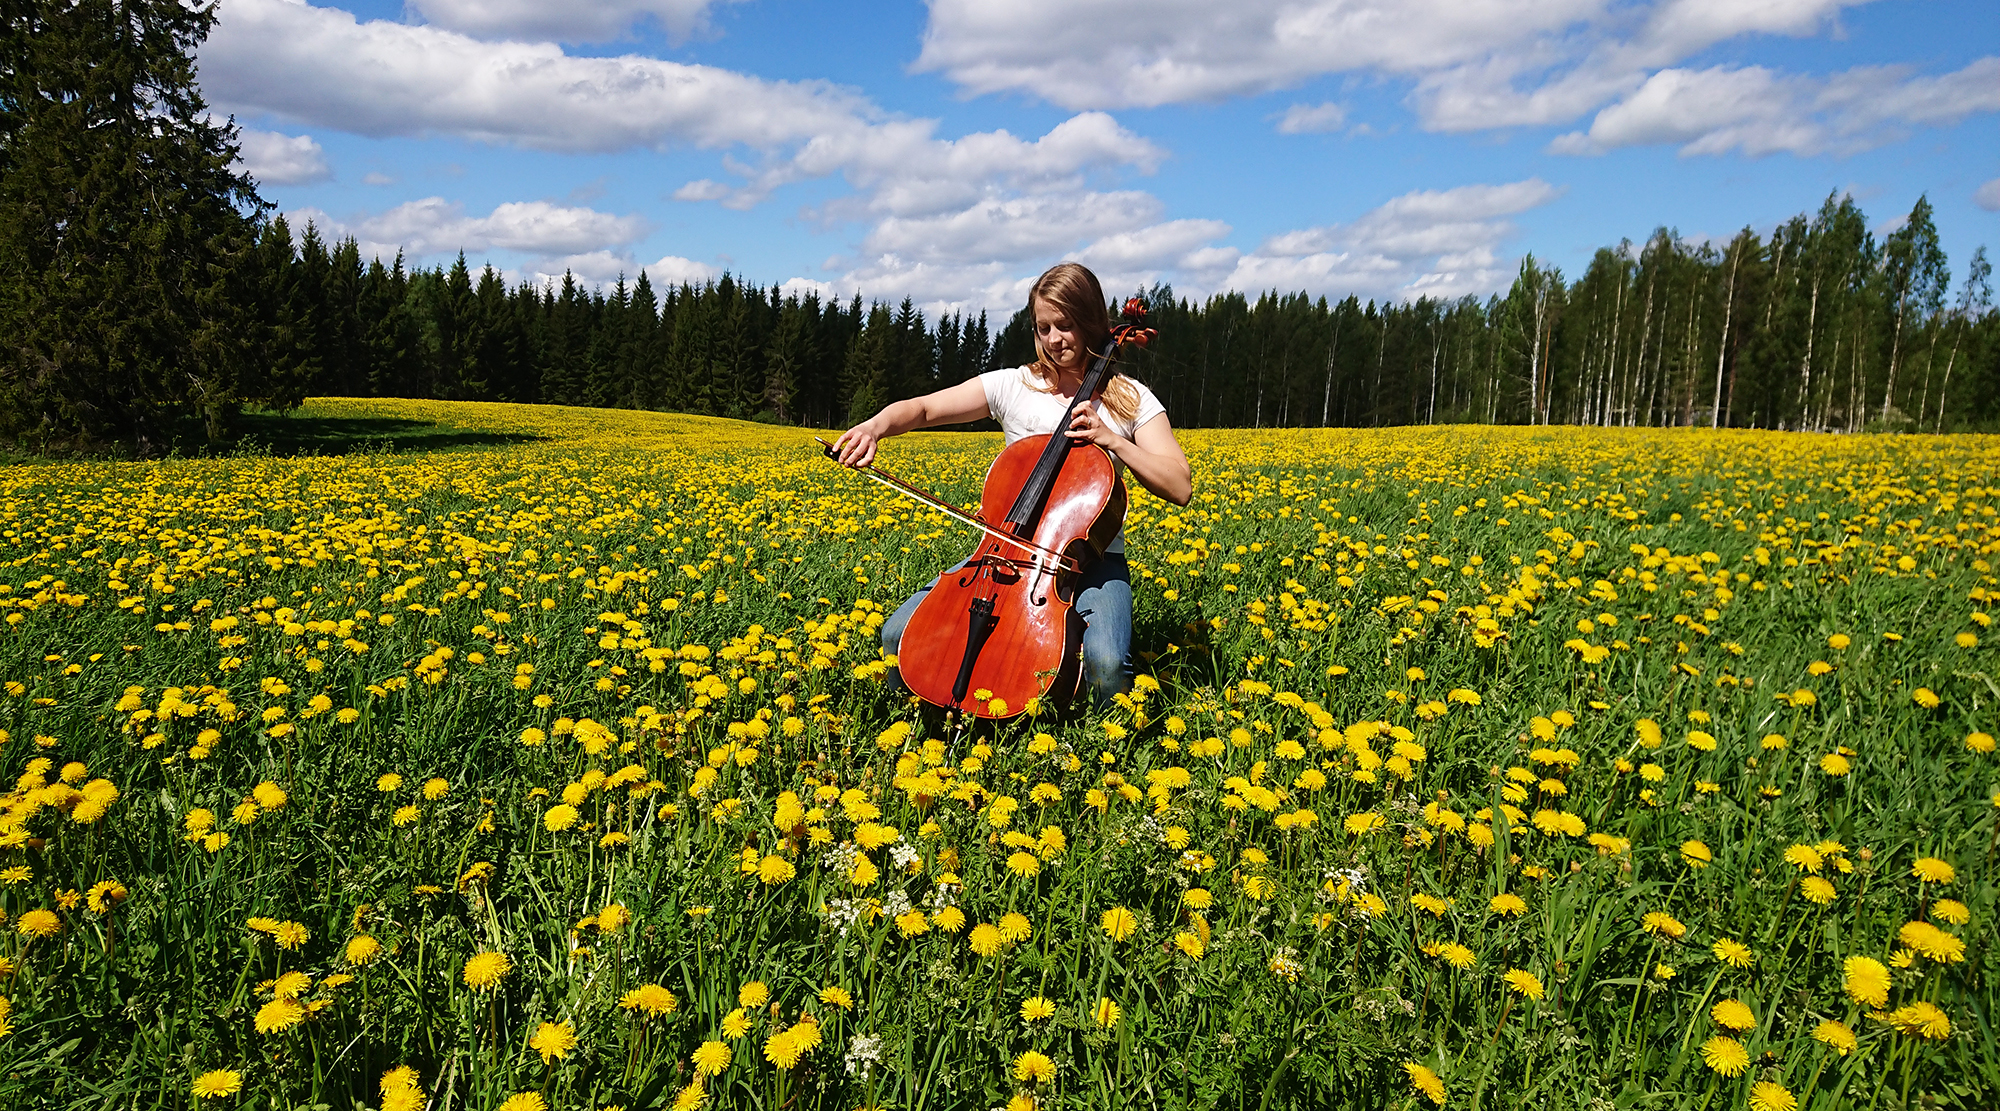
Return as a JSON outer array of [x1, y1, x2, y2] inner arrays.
[[819, 299, 1157, 724]]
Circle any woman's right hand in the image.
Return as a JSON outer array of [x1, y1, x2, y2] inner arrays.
[[833, 419, 886, 468]]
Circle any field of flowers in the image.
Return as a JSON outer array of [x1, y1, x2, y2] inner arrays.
[[0, 397, 1995, 1111]]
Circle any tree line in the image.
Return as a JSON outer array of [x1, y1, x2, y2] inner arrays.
[[4, 0, 1996, 451], [259, 189, 1998, 437]]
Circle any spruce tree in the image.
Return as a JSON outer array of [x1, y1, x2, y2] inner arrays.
[[0, 0, 272, 449]]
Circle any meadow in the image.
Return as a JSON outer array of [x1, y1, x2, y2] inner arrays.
[[0, 397, 1994, 1111]]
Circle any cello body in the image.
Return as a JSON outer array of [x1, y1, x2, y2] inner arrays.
[[896, 432, 1126, 717]]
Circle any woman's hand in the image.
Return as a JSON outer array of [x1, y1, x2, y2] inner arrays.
[[1064, 400, 1126, 452], [833, 417, 889, 467]]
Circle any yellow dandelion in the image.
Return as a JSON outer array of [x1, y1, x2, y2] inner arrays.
[[1100, 906, 1138, 942], [1813, 1019, 1857, 1055], [1700, 1036, 1749, 1077], [1747, 1081, 1796, 1111], [1403, 1062, 1446, 1107], [1092, 997, 1120, 1027], [1710, 998, 1755, 1031], [191, 1070, 243, 1099], [1013, 1050, 1056, 1083], [693, 1039, 731, 1076], [461, 951, 511, 990], [529, 1021, 576, 1064]]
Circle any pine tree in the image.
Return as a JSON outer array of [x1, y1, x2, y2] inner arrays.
[[0, 0, 271, 449]]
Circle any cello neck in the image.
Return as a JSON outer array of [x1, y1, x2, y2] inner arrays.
[[1001, 338, 1121, 532]]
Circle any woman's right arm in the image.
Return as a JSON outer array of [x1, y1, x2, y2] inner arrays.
[[833, 377, 991, 467]]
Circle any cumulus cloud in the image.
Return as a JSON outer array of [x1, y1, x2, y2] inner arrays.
[[1274, 102, 1346, 134], [285, 196, 657, 282], [915, 0, 1606, 110], [804, 179, 1560, 318], [232, 127, 331, 184], [1213, 179, 1564, 301], [405, 0, 737, 44], [914, 0, 2000, 155], [203, 0, 872, 154], [1977, 178, 2000, 212], [1551, 57, 2000, 156]]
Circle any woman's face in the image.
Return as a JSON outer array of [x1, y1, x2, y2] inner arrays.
[[1032, 296, 1084, 374]]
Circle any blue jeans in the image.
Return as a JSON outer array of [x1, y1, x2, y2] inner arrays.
[[880, 553, 1134, 708]]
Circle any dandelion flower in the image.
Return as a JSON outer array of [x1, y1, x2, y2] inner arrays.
[[757, 855, 795, 885], [1640, 911, 1685, 938], [739, 981, 769, 1008], [1747, 1081, 1796, 1111], [693, 1039, 731, 1076], [1911, 857, 1955, 884], [529, 1021, 576, 1064], [1801, 876, 1837, 905], [1502, 969, 1544, 1001], [1933, 898, 1970, 925], [763, 1028, 804, 1069], [191, 1071, 242, 1099], [1881, 1001, 1951, 1039], [1092, 997, 1120, 1027], [1710, 998, 1755, 1031], [1842, 956, 1890, 1008], [818, 985, 854, 1010], [1183, 888, 1213, 910], [1700, 1036, 1750, 1077], [1489, 893, 1526, 917], [998, 912, 1032, 943], [1967, 731, 1996, 754], [254, 997, 306, 1035], [962, 919, 1008, 956], [1020, 996, 1056, 1022], [1680, 840, 1712, 868], [1813, 1019, 1857, 1055], [1174, 930, 1206, 959], [16, 909, 60, 938], [1100, 906, 1138, 942], [1013, 1050, 1056, 1083], [1782, 844, 1823, 874], [721, 1008, 752, 1039], [1896, 920, 1966, 964], [543, 804, 578, 832], [1711, 939, 1752, 968], [621, 983, 679, 1017], [1005, 851, 1041, 878], [270, 971, 311, 1000], [496, 1094, 546, 1111], [1404, 1062, 1446, 1107], [461, 951, 511, 990]]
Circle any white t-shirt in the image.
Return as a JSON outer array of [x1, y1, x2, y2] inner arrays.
[[979, 366, 1167, 553]]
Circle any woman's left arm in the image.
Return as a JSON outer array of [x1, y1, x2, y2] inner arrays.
[[1069, 402, 1193, 506]]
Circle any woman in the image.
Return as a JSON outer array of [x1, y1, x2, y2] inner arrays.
[[834, 262, 1193, 707]]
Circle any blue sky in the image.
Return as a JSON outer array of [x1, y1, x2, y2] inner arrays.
[[204, 0, 2000, 316]]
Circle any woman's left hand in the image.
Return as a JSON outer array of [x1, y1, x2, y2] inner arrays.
[[1065, 400, 1124, 451]]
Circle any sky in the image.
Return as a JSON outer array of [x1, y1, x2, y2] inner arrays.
[[203, 0, 2000, 318]]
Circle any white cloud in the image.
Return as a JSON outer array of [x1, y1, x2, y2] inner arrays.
[[1551, 57, 2000, 156], [287, 196, 654, 276], [203, 0, 872, 154], [915, 0, 1607, 111], [1275, 102, 1346, 134], [913, 0, 2000, 159], [405, 0, 737, 44], [644, 254, 722, 287], [1214, 179, 1563, 301], [233, 127, 331, 184], [361, 171, 396, 185], [796, 179, 1560, 318], [1977, 179, 2000, 212]]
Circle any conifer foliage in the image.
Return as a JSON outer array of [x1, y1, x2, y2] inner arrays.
[[0, 0, 279, 451]]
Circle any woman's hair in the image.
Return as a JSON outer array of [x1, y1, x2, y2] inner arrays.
[[1027, 262, 1141, 425]]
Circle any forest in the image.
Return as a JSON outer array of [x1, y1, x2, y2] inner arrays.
[[250, 191, 1997, 437], [3, 0, 1995, 446]]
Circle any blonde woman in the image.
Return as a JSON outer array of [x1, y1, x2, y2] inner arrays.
[[835, 262, 1192, 705]]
